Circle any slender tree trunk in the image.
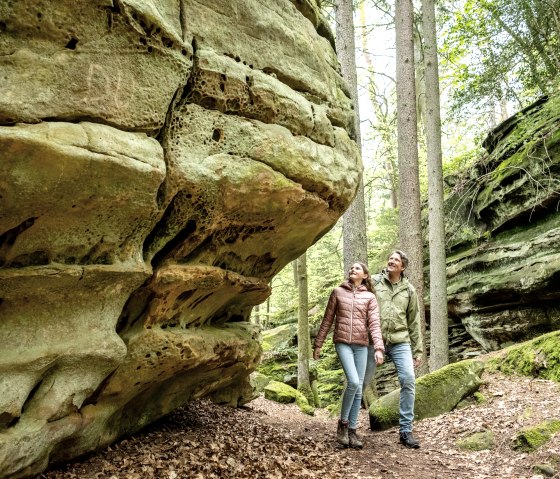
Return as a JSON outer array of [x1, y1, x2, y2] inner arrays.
[[359, 2, 398, 209], [336, 0, 368, 272], [422, 0, 449, 372], [395, 0, 427, 369], [253, 303, 260, 327], [296, 252, 314, 406]]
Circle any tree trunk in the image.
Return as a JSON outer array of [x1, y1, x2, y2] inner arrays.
[[395, 0, 427, 370], [296, 252, 314, 406], [336, 0, 368, 272], [253, 303, 260, 327], [359, 2, 398, 209], [422, 0, 449, 372]]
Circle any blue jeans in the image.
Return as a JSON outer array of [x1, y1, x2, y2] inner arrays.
[[364, 343, 416, 433], [335, 343, 368, 429]]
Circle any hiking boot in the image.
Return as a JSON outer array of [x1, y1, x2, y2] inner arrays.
[[336, 419, 349, 446], [399, 431, 420, 449], [348, 428, 363, 449]]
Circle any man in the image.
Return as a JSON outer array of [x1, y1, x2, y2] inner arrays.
[[363, 250, 423, 449]]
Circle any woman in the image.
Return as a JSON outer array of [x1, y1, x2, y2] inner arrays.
[[313, 262, 384, 449]]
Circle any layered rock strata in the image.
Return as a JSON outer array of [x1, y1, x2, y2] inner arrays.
[[443, 95, 560, 351], [0, 1, 360, 477]]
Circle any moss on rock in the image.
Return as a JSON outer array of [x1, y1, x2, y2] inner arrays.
[[369, 359, 485, 430], [263, 380, 314, 415], [457, 430, 495, 451], [261, 323, 298, 352], [264, 380, 299, 404], [488, 330, 560, 382], [250, 371, 271, 394], [514, 419, 560, 452]]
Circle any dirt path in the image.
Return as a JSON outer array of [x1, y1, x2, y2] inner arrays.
[[40, 372, 560, 479]]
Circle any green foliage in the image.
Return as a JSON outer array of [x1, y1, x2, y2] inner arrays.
[[439, 0, 559, 121], [265, 222, 343, 331], [367, 207, 399, 272]]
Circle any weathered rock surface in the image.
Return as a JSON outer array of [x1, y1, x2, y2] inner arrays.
[[0, 1, 360, 477], [369, 360, 485, 430], [441, 94, 560, 352]]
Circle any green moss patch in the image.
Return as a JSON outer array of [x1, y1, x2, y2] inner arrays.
[[457, 430, 495, 451], [514, 419, 560, 452], [263, 380, 314, 415], [489, 330, 560, 382]]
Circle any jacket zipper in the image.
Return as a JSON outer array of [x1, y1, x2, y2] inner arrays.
[[350, 289, 355, 343]]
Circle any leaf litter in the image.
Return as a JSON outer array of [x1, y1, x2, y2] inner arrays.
[[40, 372, 560, 479]]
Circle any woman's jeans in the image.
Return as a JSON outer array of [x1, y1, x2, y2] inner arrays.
[[335, 343, 368, 429], [364, 342, 416, 433]]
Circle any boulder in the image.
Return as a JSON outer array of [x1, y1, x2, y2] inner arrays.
[[0, 0, 358, 476], [456, 431, 495, 451], [489, 330, 560, 382], [264, 380, 314, 415], [369, 360, 485, 430], [513, 419, 560, 452], [261, 323, 298, 352]]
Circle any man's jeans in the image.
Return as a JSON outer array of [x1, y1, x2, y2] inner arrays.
[[364, 342, 416, 433], [335, 343, 368, 429]]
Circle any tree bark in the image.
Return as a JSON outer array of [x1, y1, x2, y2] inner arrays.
[[296, 252, 314, 405], [422, 0, 449, 372], [253, 303, 260, 327], [395, 0, 427, 369], [336, 0, 368, 272]]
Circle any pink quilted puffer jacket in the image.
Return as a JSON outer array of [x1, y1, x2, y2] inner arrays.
[[314, 282, 384, 351]]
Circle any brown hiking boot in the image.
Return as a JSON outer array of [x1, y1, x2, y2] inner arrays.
[[336, 419, 349, 446], [349, 428, 363, 449]]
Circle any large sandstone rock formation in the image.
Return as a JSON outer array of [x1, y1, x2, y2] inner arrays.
[[0, 1, 360, 477], [441, 95, 560, 352]]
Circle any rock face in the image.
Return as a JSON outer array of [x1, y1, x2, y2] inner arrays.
[[442, 95, 560, 352], [0, 1, 360, 477]]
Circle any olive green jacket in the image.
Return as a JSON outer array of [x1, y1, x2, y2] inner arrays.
[[374, 272, 423, 357]]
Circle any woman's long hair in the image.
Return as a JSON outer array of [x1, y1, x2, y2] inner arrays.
[[347, 262, 375, 293]]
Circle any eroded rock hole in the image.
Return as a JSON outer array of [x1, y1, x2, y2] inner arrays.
[[65, 37, 78, 49], [212, 128, 223, 142], [177, 290, 195, 302]]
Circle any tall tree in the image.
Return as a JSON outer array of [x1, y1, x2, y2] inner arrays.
[[336, 0, 368, 272], [296, 252, 314, 407], [359, 2, 399, 209], [422, 0, 449, 371], [395, 0, 427, 367], [253, 303, 261, 327]]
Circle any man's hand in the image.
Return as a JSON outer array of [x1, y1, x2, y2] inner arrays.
[[313, 347, 321, 360], [374, 349, 384, 365], [413, 356, 422, 369]]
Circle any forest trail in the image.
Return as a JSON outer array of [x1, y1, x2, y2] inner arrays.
[[41, 372, 560, 479]]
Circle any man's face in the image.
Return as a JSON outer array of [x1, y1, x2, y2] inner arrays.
[[387, 253, 405, 276]]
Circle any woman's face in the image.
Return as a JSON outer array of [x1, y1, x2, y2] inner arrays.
[[349, 263, 368, 282]]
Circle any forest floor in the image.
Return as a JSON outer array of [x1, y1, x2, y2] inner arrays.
[[40, 371, 560, 479]]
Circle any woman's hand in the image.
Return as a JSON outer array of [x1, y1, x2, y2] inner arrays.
[[374, 349, 384, 365], [313, 347, 321, 360]]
